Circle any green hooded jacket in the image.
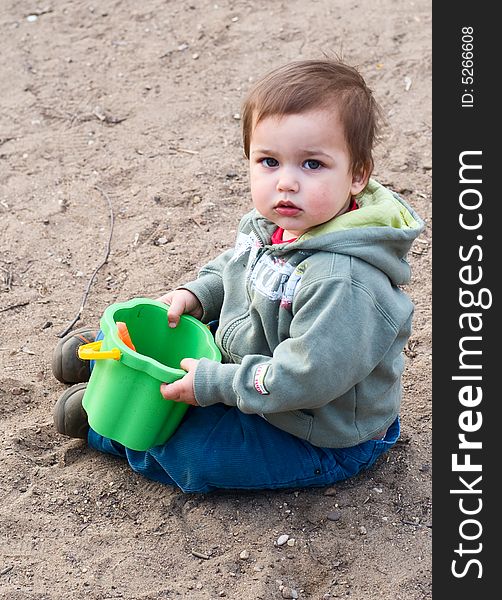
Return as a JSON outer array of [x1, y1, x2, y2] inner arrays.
[[182, 179, 425, 448]]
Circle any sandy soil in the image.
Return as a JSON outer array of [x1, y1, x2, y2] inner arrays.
[[0, 1, 432, 598]]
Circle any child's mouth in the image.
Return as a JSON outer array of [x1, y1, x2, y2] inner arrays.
[[274, 201, 301, 217]]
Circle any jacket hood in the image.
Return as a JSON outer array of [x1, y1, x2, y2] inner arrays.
[[258, 179, 425, 287]]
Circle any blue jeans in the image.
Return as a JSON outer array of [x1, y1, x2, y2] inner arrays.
[[88, 405, 400, 494]]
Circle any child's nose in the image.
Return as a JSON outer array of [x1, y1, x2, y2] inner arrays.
[[276, 169, 299, 193]]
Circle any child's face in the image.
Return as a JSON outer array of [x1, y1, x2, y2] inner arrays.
[[249, 108, 367, 240]]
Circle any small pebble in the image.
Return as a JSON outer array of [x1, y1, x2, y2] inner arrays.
[[276, 534, 289, 546], [239, 550, 250, 560], [281, 587, 299, 599], [359, 525, 367, 535], [327, 510, 342, 522]]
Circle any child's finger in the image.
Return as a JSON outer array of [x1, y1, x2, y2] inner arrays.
[[167, 297, 184, 328], [160, 381, 180, 400], [180, 358, 198, 372], [156, 292, 172, 304]]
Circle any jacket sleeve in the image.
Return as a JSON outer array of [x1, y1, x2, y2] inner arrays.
[[180, 247, 235, 323], [180, 212, 255, 322], [193, 273, 406, 413]]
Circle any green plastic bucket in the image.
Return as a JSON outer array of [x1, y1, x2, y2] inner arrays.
[[79, 297, 221, 451]]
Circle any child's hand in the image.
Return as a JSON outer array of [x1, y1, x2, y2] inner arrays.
[[160, 358, 199, 406], [156, 289, 203, 328]]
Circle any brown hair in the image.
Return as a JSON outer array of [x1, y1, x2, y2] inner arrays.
[[241, 59, 381, 177]]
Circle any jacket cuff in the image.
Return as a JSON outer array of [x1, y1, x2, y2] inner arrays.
[[193, 358, 240, 407], [180, 279, 224, 323]]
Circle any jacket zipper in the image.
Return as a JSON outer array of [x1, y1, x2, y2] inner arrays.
[[220, 222, 266, 354]]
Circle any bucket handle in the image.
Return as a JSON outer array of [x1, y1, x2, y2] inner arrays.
[[78, 341, 121, 361]]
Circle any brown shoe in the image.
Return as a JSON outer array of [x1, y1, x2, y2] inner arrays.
[[53, 383, 89, 439], [51, 328, 97, 383]]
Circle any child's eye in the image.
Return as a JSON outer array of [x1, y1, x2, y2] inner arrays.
[[261, 157, 279, 168], [303, 159, 322, 170]]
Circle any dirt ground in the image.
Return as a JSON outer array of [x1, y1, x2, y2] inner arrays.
[[0, 1, 432, 598]]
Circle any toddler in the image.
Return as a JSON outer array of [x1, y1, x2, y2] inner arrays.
[[52, 59, 424, 493]]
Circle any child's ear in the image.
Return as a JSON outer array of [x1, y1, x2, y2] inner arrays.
[[350, 168, 370, 196]]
